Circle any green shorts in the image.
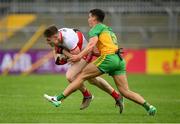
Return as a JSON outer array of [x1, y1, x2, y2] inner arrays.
[[93, 54, 126, 76]]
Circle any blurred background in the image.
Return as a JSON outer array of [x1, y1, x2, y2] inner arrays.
[[1, 1, 180, 123], [0, 0, 180, 75]]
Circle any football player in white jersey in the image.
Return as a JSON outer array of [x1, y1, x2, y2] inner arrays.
[[43, 25, 124, 112]]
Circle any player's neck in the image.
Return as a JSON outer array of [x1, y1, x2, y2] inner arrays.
[[92, 22, 101, 27]]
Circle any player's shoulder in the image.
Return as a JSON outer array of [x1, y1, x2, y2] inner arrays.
[[95, 23, 106, 29], [90, 23, 106, 32], [88, 23, 107, 37]]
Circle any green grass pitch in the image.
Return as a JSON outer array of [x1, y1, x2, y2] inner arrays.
[[0, 74, 180, 123]]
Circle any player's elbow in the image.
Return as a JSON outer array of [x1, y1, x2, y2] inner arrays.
[[87, 47, 93, 53], [87, 43, 95, 52]]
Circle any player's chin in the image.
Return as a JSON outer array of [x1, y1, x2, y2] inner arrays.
[[88, 23, 93, 27]]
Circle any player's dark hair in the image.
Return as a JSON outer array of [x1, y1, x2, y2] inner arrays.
[[89, 9, 105, 22], [44, 25, 58, 37]]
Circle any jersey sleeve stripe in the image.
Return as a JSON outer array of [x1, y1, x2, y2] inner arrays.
[[70, 31, 83, 51]]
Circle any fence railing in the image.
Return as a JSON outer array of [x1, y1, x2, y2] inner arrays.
[[0, 0, 180, 48]]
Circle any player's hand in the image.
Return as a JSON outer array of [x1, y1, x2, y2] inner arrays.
[[92, 46, 100, 57], [69, 54, 81, 62]]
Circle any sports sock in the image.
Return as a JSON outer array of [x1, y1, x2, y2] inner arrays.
[[82, 89, 91, 98], [142, 101, 151, 111], [111, 90, 120, 100], [57, 93, 66, 101]]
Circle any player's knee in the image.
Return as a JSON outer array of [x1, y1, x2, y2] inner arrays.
[[81, 69, 93, 80], [80, 72, 89, 80], [118, 86, 127, 94], [66, 73, 74, 83]]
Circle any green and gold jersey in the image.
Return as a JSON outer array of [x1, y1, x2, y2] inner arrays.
[[88, 23, 118, 55]]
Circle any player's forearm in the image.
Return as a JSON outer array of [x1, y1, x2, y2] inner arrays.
[[62, 49, 72, 58], [92, 46, 100, 57], [79, 43, 94, 58], [79, 37, 98, 58]]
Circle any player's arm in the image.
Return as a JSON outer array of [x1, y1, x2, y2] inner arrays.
[[62, 49, 72, 58], [79, 36, 98, 58], [70, 46, 81, 55], [69, 36, 98, 62], [92, 45, 100, 57], [54, 46, 81, 59], [54, 45, 72, 58], [54, 48, 73, 65]]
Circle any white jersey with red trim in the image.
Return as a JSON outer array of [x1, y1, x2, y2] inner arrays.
[[58, 28, 87, 51]]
